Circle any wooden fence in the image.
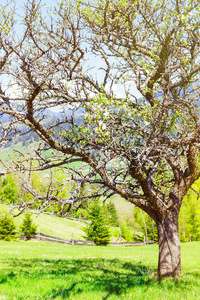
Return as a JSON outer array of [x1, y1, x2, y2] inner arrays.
[[18, 232, 95, 246], [110, 240, 156, 247], [18, 232, 155, 247]]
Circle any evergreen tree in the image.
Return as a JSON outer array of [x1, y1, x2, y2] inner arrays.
[[84, 202, 111, 246], [106, 202, 119, 227], [20, 211, 37, 240], [0, 214, 16, 241]]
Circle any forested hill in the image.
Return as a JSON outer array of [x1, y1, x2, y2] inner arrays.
[[0, 108, 83, 150]]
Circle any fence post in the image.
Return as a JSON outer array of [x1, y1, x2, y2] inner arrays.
[[72, 233, 74, 245]]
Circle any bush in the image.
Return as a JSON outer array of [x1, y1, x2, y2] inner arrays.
[[121, 221, 133, 242], [84, 202, 111, 246], [0, 214, 16, 240], [20, 210, 37, 240], [0, 174, 20, 204]]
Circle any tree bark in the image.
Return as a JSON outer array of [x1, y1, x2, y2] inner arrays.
[[157, 213, 181, 280]]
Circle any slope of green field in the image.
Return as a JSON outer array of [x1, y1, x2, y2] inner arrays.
[[0, 204, 86, 240]]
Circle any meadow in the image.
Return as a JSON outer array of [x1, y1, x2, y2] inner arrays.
[[0, 241, 199, 299]]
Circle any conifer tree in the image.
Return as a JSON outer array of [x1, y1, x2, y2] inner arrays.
[[0, 214, 16, 241], [84, 203, 111, 246], [106, 202, 119, 227], [20, 211, 37, 240]]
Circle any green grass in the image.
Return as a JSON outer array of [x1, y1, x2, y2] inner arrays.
[[0, 241, 199, 299]]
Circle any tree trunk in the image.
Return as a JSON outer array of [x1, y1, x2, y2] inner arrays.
[[157, 213, 181, 279]]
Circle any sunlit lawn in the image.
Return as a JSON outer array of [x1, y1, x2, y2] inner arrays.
[[0, 241, 199, 299]]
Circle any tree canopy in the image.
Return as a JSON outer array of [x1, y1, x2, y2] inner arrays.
[[0, 0, 200, 279]]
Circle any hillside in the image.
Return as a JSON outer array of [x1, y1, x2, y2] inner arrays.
[[0, 108, 83, 151], [0, 204, 86, 240]]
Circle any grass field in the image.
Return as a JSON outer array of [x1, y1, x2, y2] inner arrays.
[[0, 241, 199, 300]]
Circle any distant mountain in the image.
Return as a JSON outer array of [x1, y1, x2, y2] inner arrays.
[[0, 106, 84, 150], [0, 107, 84, 124]]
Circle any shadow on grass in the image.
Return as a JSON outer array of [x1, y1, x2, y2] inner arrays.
[[0, 271, 16, 284], [0, 257, 153, 298], [2, 257, 200, 299]]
